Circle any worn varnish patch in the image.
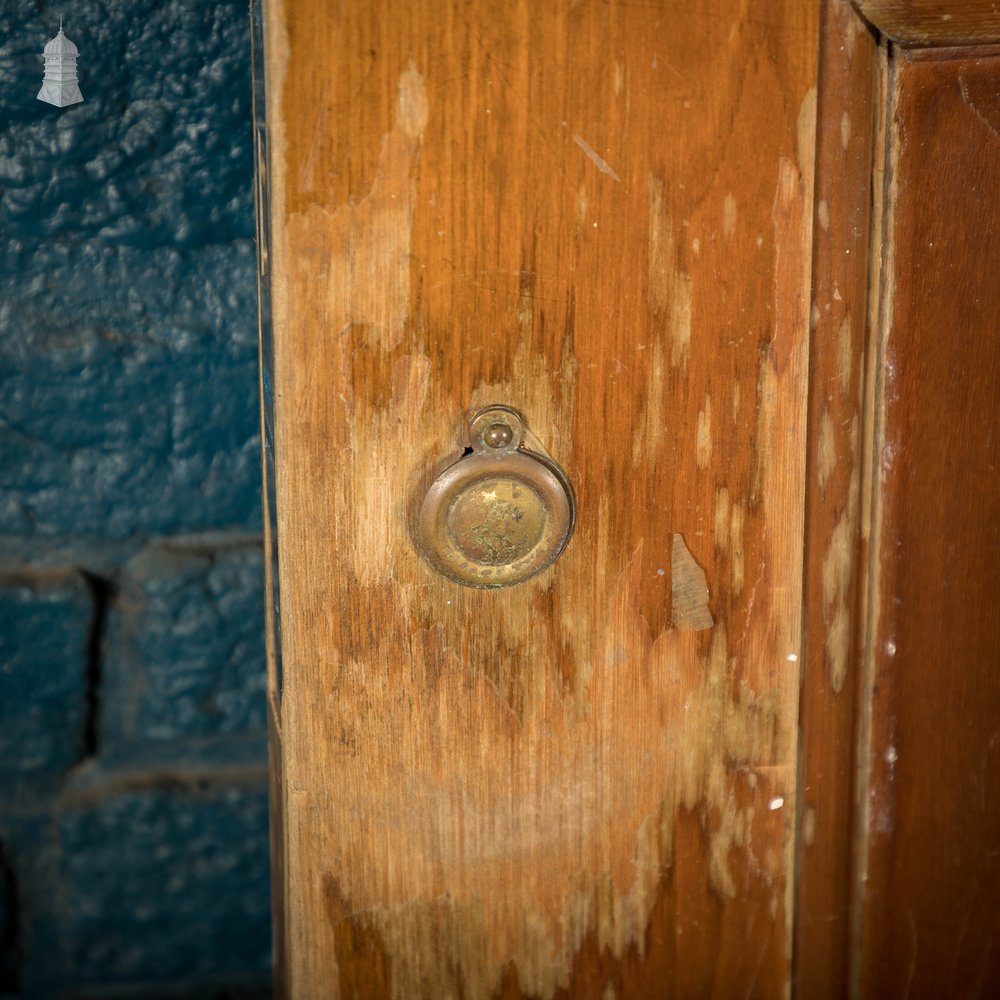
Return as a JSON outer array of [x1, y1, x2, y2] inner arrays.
[[309, 65, 427, 352], [312, 549, 791, 1000], [647, 176, 693, 369]]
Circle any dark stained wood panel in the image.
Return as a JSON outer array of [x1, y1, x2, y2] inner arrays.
[[260, 0, 820, 995], [855, 0, 1000, 46], [856, 50, 1000, 999]]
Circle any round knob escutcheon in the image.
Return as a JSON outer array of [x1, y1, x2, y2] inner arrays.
[[416, 406, 575, 588]]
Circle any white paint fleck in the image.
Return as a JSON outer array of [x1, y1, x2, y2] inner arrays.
[[786, 653, 798, 663], [885, 640, 897, 656], [885, 746, 898, 765], [768, 797, 785, 811]]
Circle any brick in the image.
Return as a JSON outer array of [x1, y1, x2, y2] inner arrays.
[[100, 545, 267, 758], [0, 573, 92, 796], [10, 781, 271, 994], [0, 243, 261, 539], [0, 0, 259, 538]]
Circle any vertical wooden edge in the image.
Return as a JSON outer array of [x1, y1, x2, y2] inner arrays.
[[849, 34, 895, 1000], [251, 0, 286, 994], [795, 1, 879, 995]]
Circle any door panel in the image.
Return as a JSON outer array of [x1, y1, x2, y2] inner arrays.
[[854, 48, 1000, 998]]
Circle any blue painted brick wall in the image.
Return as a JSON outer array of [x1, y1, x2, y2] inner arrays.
[[0, 1, 270, 996]]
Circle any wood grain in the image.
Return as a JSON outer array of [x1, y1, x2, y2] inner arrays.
[[261, 1, 819, 995], [794, 3, 877, 997], [854, 0, 1000, 46], [855, 50, 1000, 998]]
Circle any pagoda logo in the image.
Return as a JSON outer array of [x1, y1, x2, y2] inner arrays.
[[38, 18, 84, 108]]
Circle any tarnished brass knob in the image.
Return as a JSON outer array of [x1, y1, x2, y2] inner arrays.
[[416, 406, 575, 588]]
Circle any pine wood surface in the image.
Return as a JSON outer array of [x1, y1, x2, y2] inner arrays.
[[854, 1, 1000, 46], [854, 50, 1000, 998], [261, 1, 819, 995]]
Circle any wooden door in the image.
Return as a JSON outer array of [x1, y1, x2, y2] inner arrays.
[[252, 1, 1000, 996]]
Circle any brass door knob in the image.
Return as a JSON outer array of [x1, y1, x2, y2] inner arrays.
[[416, 406, 575, 588]]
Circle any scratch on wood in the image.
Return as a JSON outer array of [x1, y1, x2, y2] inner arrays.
[[958, 75, 1000, 143], [572, 133, 622, 181]]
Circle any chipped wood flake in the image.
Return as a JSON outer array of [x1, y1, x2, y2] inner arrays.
[[671, 534, 715, 631]]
